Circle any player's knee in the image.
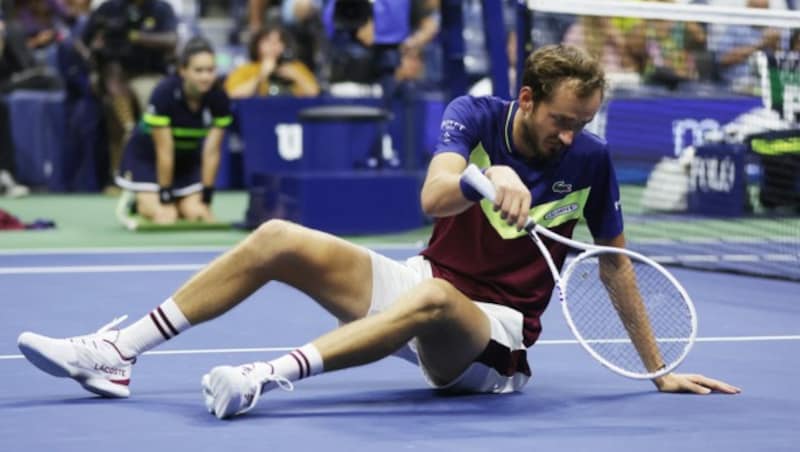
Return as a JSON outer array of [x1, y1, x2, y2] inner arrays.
[[408, 279, 459, 325], [245, 219, 300, 259]]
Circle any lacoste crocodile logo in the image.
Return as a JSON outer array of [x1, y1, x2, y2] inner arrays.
[[552, 181, 572, 194]]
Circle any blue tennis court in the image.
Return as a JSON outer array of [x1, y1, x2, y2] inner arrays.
[[1, 246, 798, 452]]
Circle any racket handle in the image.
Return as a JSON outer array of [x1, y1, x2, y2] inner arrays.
[[461, 164, 536, 232], [460, 164, 496, 202]]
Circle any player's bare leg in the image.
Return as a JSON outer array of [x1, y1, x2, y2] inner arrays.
[[314, 278, 492, 383], [203, 277, 492, 418], [173, 219, 374, 324], [18, 219, 375, 400]]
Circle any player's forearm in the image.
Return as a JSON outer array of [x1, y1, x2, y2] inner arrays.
[[420, 172, 474, 217], [599, 256, 664, 374], [421, 153, 474, 217], [201, 128, 224, 187]]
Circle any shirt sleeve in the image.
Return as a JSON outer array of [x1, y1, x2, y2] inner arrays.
[[153, 2, 178, 32], [142, 79, 173, 128], [583, 146, 624, 240], [287, 61, 319, 97], [208, 86, 233, 128], [433, 95, 482, 159], [223, 64, 258, 96], [81, 4, 108, 45]]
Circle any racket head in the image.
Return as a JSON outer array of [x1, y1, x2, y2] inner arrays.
[[560, 247, 698, 380]]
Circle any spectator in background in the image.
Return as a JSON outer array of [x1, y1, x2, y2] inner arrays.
[[627, 1, 706, 90], [562, 16, 641, 87], [393, 40, 425, 89], [224, 23, 319, 98], [0, 2, 61, 92], [279, 0, 325, 74], [327, 0, 439, 97], [707, 0, 787, 93], [393, 0, 440, 96], [82, 0, 178, 192], [247, 0, 276, 35], [0, 95, 28, 197], [469, 30, 517, 98], [403, 0, 439, 56], [12, 0, 67, 54], [243, 0, 324, 74], [789, 28, 799, 52], [0, 7, 41, 197]]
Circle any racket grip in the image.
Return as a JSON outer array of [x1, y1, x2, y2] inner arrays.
[[460, 164, 496, 202], [462, 164, 536, 232]]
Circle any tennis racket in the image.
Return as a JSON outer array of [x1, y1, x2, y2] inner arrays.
[[461, 164, 697, 380]]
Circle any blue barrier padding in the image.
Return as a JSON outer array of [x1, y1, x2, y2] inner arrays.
[[7, 91, 770, 194], [62, 95, 106, 192], [604, 96, 762, 165], [687, 143, 747, 217], [234, 96, 441, 187], [247, 170, 425, 235], [8, 90, 66, 189]]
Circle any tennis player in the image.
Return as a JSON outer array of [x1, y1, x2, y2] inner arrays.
[[17, 44, 740, 419], [115, 37, 232, 225]]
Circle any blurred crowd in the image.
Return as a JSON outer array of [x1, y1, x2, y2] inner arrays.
[[0, 0, 798, 197]]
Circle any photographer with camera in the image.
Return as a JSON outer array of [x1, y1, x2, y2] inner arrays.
[[325, 0, 438, 98], [81, 0, 177, 192]]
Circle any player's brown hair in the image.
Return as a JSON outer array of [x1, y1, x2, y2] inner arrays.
[[521, 44, 606, 102]]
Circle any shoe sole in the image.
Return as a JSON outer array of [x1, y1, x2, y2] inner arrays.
[[17, 332, 130, 398]]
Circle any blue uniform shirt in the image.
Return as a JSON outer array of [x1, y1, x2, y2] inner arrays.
[[117, 75, 232, 193], [83, 0, 177, 74], [421, 95, 623, 346]]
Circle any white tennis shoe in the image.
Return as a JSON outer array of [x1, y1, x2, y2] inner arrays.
[[202, 363, 294, 419], [17, 316, 135, 398]]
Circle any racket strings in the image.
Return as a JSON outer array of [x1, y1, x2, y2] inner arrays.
[[564, 253, 694, 375]]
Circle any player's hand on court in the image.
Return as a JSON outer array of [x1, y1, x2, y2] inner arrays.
[[484, 165, 531, 230], [654, 372, 741, 395]]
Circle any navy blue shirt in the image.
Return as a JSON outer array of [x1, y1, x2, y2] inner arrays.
[[421, 95, 623, 346], [83, 0, 177, 74], [127, 75, 232, 158]]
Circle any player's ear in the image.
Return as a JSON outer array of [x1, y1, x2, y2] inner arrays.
[[518, 86, 535, 112]]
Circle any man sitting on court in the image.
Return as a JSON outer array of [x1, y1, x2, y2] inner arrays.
[[17, 44, 740, 419], [115, 37, 232, 225]]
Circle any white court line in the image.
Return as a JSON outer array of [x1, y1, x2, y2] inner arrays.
[[0, 242, 425, 256], [0, 246, 229, 255], [0, 264, 205, 274], [1, 335, 798, 361]]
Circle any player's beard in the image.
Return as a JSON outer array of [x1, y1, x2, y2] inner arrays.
[[520, 119, 562, 164]]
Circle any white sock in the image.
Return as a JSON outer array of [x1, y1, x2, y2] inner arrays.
[[254, 343, 324, 390], [116, 297, 191, 358]]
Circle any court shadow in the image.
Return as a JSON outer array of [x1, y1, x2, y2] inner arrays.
[[238, 388, 540, 420], [0, 388, 202, 412]]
